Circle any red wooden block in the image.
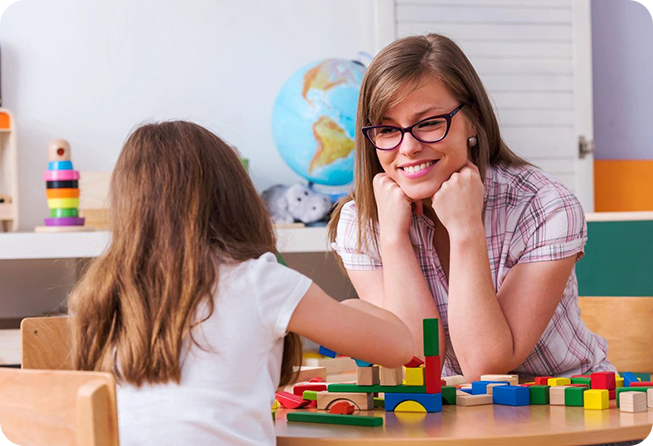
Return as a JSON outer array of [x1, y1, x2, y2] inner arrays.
[[521, 383, 536, 387], [309, 377, 326, 383], [329, 401, 355, 415], [404, 356, 425, 368], [275, 391, 311, 409], [441, 379, 447, 387], [535, 376, 553, 385], [609, 389, 616, 400], [308, 400, 317, 408], [629, 382, 653, 387], [590, 371, 616, 390], [293, 383, 327, 396], [425, 355, 441, 394]]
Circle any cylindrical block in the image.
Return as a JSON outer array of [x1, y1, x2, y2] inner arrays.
[[44, 217, 85, 226], [47, 197, 80, 209], [46, 188, 80, 199], [43, 170, 80, 181]]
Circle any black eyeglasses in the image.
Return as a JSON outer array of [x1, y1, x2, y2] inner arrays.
[[362, 103, 466, 151]]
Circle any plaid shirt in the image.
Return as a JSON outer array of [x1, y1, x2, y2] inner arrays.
[[332, 164, 615, 377]]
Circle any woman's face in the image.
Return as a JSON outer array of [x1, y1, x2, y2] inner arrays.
[[374, 77, 475, 201]]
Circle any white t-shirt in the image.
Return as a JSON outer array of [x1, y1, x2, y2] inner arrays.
[[117, 252, 312, 446]]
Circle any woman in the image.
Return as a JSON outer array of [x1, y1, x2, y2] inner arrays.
[[328, 34, 615, 380]]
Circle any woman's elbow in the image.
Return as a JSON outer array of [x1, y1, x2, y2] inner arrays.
[[378, 327, 414, 368]]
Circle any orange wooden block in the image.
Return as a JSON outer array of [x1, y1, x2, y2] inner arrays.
[[45, 188, 80, 199], [329, 401, 355, 414]]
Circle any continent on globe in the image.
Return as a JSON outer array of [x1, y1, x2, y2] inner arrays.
[[302, 60, 361, 107], [309, 116, 354, 173]]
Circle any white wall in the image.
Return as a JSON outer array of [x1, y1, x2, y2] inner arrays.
[[0, 0, 376, 231]]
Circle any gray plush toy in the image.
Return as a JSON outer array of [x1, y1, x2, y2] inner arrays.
[[261, 183, 333, 225]]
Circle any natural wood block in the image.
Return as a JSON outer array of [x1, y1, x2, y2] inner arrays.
[[648, 389, 653, 408], [317, 391, 374, 411], [456, 394, 493, 406], [481, 374, 518, 386], [444, 375, 468, 386], [380, 366, 402, 386], [487, 383, 509, 395], [550, 386, 571, 406], [357, 366, 380, 386], [619, 391, 647, 413]]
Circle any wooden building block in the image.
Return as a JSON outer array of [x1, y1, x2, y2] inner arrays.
[[529, 385, 550, 405], [487, 383, 509, 395], [619, 391, 647, 413], [287, 412, 383, 427], [380, 366, 402, 386], [423, 318, 439, 356], [616, 377, 625, 388], [357, 366, 380, 386], [293, 383, 327, 396], [424, 355, 441, 393], [550, 386, 571, 406], [481, 374, 519, 386], [548, 377, 571, 387], [403, 366, 424, 386], [442, 386, 456, 405], [584, 389, 609, 410], [385, 392, 442, 413], [616, 386, 653, 407], [456, 394, 493, 406], [327, 383, 426, 394], [275, 391, 310, 409], [648, 389, 653, 408], [565, 386, 587, 406], [404, 356, 424, 368], [444, 375, 468, 386], [317, 391, 374, 411], [535, 376, 553, 385], [329, 401, 355, 414], [590, 371, 616, 390]]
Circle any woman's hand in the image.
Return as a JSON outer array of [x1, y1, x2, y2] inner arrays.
[[373, 173, 420, 238], [431, 160, 484, 237]]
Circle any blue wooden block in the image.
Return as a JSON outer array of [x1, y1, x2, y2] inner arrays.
[[460, 387, 473, 395], [318, 345, 337, 358], [471, 380, 509, 395], [354, 358, 373, 367], [48, 161, 73, 170], [622, 372, 640, 387], [385, 392, 442, 413], [493, 385, 530, 406]]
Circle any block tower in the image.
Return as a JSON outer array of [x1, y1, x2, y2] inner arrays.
[[35, 139, 92, 233]]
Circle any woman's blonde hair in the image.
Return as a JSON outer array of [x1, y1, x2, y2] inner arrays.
[[69, 121, 301, 387], [328, 33, 530, 256]]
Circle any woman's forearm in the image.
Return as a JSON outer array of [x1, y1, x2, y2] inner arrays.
[[447, 223, 514, 379], [379, 233, 446, 359]]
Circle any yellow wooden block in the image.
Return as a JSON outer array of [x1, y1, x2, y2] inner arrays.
[[272, 400, 279, 410], [402, 366, 425, 386], [394, 400, 427, 413], [616, 377, 624, 388], [548, 377, 571, 387], [584, 389, 609, 410]]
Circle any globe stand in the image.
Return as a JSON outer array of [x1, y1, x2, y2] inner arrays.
[[308, 182, 352, 203]]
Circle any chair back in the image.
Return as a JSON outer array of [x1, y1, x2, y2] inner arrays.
[[0, 368, 119, 446], [579, 296, 653, 373], [21, 316, 73, 370]]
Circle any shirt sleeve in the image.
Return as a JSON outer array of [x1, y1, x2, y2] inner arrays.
[[511, 182, 588, 265], [330, 201, 382, 270], [252, 252, 313, 340]]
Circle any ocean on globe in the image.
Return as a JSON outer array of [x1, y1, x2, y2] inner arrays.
[[271, 58, 365, 187]]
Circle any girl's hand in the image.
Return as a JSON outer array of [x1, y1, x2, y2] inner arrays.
[[373, 173, 421, 238], [431, 160, 484, 237]]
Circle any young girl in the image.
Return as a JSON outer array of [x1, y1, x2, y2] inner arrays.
[[69, 121, 414, 446], [329, 34, 616, 381]]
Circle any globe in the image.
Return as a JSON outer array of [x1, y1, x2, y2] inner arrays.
[[272, 58, 365, 187]]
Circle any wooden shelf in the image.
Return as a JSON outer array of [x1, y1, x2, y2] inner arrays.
[[0, 226, 331, 260]]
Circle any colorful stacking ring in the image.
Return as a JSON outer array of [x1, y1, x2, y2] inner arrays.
[[50, 208, 79, 218], [45, 188, 80, 199], [47, 197, 79, 209], [43, 170, 80, 181], [47, 180, 79, 189], [44, 217, 85, 226], [48, 161, 73, 170]]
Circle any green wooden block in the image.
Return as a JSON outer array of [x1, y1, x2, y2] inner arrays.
[[286, 412, 383, 427], [327, 383, 426, 394], [565, 386, 587, 406], [442, 386, 456, 405], [616, 386, 653, 407], [302, 390, 318, 401], [374, 397, 385, 408], [529, 385, 550, 405], [423, 318, 439, 356], [632, 372, 651, 381], [571, 377, 592, 387]]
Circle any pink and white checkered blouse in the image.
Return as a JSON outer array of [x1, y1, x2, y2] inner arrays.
[[332, 164, 615, 377]]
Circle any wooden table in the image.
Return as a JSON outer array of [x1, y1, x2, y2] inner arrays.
[[275, 402, 652, 445]]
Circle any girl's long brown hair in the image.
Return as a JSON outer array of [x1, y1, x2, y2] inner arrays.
[[328, 33, 531, 258], [70, 121, 301, 387]]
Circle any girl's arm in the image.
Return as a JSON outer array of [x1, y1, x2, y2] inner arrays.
[[287, 283, 414, 368], [436, 162, 577, 379]]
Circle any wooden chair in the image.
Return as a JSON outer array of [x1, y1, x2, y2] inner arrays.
[[578, 296, 653, 373], [0, 368, 119, 446], [21, 316, 73, 370]]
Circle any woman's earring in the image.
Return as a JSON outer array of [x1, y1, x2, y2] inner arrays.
[[467, 136, 478, 147]]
